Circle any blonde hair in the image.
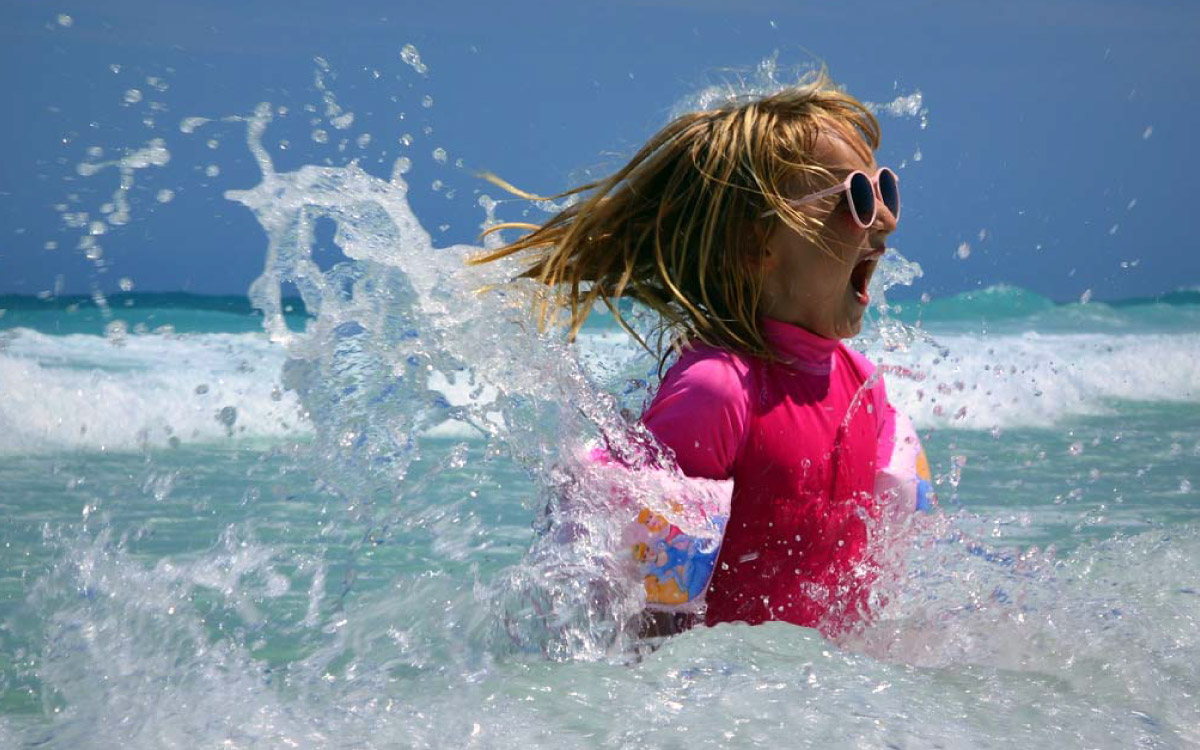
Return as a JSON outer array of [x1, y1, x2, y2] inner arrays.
[[469, 69, 881, 361]]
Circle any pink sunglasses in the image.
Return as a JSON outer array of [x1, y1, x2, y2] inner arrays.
[[763, 168, 900, 229]]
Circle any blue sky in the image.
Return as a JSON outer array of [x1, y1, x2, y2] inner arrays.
[[1, 0, 1197, 302]]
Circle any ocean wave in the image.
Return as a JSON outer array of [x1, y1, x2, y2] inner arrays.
[[870, 330, 1200, 429], [890, 284, 1200, 334], [5, 323, 1199, 456], [0, 329, 309, 454]]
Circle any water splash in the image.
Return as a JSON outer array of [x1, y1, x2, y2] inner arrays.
[[68, 138, 171, 271], [222, 102, 674, 658]]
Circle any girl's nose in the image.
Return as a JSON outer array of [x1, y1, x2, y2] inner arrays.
[[872, 186, 898, 234]]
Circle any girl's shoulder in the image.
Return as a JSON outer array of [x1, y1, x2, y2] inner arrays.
[[666, 342, 756, 394], [836, 342, 882, 385], [644, 342, 754, 479]]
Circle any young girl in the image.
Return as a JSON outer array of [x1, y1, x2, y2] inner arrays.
[[473, 70, 921, 637]]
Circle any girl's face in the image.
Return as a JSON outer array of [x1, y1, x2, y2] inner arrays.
[[758, 130, 898, 340]]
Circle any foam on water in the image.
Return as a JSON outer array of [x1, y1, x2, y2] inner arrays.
[[11, 487, 1198, 749], [0, 329, 306, 453], [5, 319, 1198, 456], [872, 330, 1200, 430]]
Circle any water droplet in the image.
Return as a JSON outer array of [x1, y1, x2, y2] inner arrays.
[[1142, 126, 1153, 140], [422, 95, 434, 109], [205, 165, 220, 177], [104, 319, 128, 344], [432, 147, 447, 164], [56, 13, 73, 27], [312, 129, 329, 144], [62, 211, 89, 228], [1079, 289, 1093, 304], [217, 406, 238, 428], [393, 154, 417, 178], [179, 116, 209, 134], [400, 43, 428, 75], [1181, 479, 1193, 493], [955, 242, 971, 260], [123, 89, 143, 104], [1068, 442, 1084, 456]]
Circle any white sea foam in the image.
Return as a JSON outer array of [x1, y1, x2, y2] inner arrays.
[[0, 329, 308, 454], [5, 326, 1198, 455], [868, 330, 1200, 430]]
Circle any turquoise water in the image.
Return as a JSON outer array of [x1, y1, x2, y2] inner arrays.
[[2, 288, 1198, 748], [2, 105, 1199, 748]]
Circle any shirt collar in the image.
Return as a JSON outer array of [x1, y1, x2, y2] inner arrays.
[[761, 317, 839, 374]]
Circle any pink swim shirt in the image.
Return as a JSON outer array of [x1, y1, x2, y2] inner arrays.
[[641, 317, 897, 633]]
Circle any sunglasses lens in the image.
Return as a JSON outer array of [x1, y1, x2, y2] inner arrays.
[[879, 169, 900, 219], [848, 172, 875, 226]]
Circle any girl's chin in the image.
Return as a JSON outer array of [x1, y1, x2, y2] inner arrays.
[[838, 320, 864, 339], [836, 303, 867, 338]]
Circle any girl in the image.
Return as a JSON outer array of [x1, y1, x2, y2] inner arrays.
[[473, 70, 917, 637]]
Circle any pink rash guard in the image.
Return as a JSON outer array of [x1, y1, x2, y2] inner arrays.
[[641, 317, 897, 633]]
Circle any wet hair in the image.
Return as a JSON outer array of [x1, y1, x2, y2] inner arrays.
[[469, 68, 881, 361]]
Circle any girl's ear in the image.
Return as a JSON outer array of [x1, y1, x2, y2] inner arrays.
[[753, 221, 777, 271]]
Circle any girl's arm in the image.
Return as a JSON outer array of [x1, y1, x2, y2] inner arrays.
[[871, 370, 936, 512], [640, 350, 750, 481], [872, 369, 899, 473]]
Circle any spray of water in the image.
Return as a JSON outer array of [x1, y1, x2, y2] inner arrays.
[[217, 100, 726, 660]]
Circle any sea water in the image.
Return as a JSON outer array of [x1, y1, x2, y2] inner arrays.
[[2, 88, 1199, 750]]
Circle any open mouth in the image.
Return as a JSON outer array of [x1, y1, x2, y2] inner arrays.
[[850, 254, 880, 305]]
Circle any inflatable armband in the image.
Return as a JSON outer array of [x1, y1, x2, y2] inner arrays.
[[877, 411, 937, 511], [624, 505, 727, 612], [583, 447, 731, 613]]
